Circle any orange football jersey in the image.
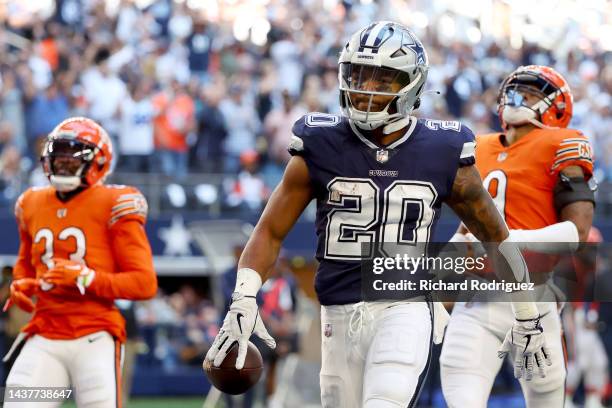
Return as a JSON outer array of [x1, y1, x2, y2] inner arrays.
[[13, 184, 157, 342], [476, 128, 593, 230], [475, 128, 594, 274]]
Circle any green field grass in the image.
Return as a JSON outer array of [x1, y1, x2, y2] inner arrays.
[[61, 397, 206, 408]]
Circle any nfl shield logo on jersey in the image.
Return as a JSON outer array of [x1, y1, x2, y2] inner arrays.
[[324, 323, 333, 338], [376, 149, 389, 163], [57, 209, 67, 218]]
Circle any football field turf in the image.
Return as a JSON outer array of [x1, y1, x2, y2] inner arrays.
[[62, 397, 205, 408]]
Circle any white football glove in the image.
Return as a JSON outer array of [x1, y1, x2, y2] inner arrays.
[[205, 292, 276, 369], [498, 316, 552, 380]]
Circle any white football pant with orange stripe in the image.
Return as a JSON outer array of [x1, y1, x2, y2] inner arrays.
[[4, 331, 123, 408], [440, 301, 565, 408]]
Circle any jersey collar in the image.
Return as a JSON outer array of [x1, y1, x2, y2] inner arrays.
[[348, 117, 418, 150]]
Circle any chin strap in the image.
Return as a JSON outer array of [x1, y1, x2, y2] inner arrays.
[[49, 175, 82, 192], [526, 117, 553, 129], [382, 117, 412, 134]]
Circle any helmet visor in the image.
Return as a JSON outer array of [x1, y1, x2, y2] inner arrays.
[[500, 71, 560, 108], [340, 63, 411, 94], [43, 138, 95, 177]]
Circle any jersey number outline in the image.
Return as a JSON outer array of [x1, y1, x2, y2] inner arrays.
[[424, 120, 461, 132], [34, 227, 87, 269], [482, 170, 508, 219], [305, 113, 340, 128], [324, 178, 438, 260]]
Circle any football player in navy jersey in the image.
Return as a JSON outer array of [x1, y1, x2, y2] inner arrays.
[[206, 21, 550, 408]]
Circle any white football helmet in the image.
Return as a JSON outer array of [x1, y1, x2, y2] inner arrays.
[[339, 21, 429, 133]]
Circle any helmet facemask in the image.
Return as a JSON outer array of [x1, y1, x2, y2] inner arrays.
[[42, 138, 97, 192], [340, 63, 425, 133]]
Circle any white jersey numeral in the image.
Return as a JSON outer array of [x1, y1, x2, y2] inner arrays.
[[324, 178, 437, 260], [34, 229, 55, 269], [380, 181, 437, 258], [325, 179, 380, 259], [424, 120, 461, 132], [482, 170, 508, 219], [34, 227, 88, 269], [305, 113, 341, 128]]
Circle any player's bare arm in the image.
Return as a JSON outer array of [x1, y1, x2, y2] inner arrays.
[[446, 165, 508, 243], [447, 163, 552, 380], [206, 156, 313, 370], [238, 156, 313, 279], [446, 165, 533, 286], [558, 165, 594, 243], [504, 164, 596, 255]]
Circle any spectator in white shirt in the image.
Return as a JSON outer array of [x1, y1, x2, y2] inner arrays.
[[118, 79, 158, 173], [81, 49, 127, 138], [219, 85, 261, 173]]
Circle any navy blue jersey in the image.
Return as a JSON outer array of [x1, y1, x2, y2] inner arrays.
[[289, 113, 475, 305]]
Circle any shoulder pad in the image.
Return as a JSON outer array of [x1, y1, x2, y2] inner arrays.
[[289, 113, 343, 156], [475, 133, 501, 143], [13, 187, 49, 229], [421, 119, 476, 166], [14, 191, 28, 229], [457, 125, 476, 167], [108, 186, 148, 227]]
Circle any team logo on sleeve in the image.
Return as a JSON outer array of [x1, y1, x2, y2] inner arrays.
[[578, 141, 593, 159], [551, 137, 594, 173], [109, 192, 148, 225]]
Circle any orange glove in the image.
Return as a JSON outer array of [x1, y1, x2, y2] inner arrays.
[[3, 278, 39, 313], [42, 259, 96, 295]]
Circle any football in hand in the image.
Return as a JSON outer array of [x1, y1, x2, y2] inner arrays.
[[203, 341, 263, 395]]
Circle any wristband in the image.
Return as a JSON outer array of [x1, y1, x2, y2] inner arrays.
[[509, 290, 539, 320], [235, 268, 263, 297]]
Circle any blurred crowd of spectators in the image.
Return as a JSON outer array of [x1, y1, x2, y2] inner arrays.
[[0, 0, 610, 212], [136, 285, 220, 370], [133, 253, 298, 378]]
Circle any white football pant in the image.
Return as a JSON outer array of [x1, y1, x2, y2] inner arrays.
[[440, 301, 565, 408], [4, 331, 123, 408], [565, 308, 608, 401], [320, 301, 432, 408]]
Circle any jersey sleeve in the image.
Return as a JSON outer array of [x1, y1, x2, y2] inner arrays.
[[550, 131, 594, 178], [13, 192, 36, 280], [288, 113, 344, 193], [89, 186, 156, 300], [288, 113, 343, 159], [457, 125, 476, 167], [89, 219, 157, 300], [288, 114, 312, 158], [108, 187, 148, 228]]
